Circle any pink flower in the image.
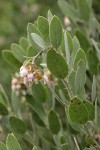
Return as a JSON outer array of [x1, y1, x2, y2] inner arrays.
[[23, 77, 28, 85], [20, 68, 28, 77], [12, 78, 18, 85]]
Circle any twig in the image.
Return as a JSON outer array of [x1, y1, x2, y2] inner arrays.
[[62, 79, 73, 99], [32, 47, 50, 64], [74, 137, 80, 150]]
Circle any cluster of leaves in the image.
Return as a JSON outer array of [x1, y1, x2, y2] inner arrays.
[[58, 0, 100, 101]]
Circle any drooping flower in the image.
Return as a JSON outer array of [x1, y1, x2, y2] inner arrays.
[[19, 63, 42, 86]]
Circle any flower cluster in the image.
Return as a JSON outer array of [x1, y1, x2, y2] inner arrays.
[[11, 73, 28, 96], [20, 63, 42, 86]]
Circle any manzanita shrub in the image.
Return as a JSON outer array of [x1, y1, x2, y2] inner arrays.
[[0, 10, 100, 150]]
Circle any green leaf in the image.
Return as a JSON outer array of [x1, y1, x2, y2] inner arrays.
[[75, 30, 90, 51], [32, 81, 48, 102], [37, 16, 49, 43], [31, 33, 46, 49], [74, 48, 86, 70], [38, 127, 55, 146], [9, 116, 27, 134], [75, 60, 86, 96], [78, 0, 90, 21], [87, 49, 99, 75], [19, 37, 29, 50], [58, 0, 79, 21], [59, 31, 66, 56], [47, 49, 68, 79], [65, 108, 81, 132], [0, 85, 9, 107], [27, 23, 41, 50], [2, 50, 21, 69], [64, 31, 73, 64], [0, 102, 8, 115], [11, 92, 22, 114], [27, 46, 41, 66], [68, 97, 88, 124], [26, 95, 46, 124], [47, 10, 53, 23], [48, 110, 60, 134], [27, 45, 38, 57], [0, 142, 7, 150], [83, 100, 95, 121], [72, 36, 80, 56], [32, 111, 45, 127], [6, 133, 22, 150], [50, 16, 62, 49], [68, 71, 76, 96], [66, 31, 73, 54], [11, 44, 26, 63], [64, 32, 70, 64], [91, 76, 96, 103]]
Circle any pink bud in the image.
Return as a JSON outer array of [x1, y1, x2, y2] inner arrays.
[[11, 85, 16, 91], [12, 78, 18, 85], [16, 84, 21, 90], [23, 77, 28, 85], [20, 68, 28, 77], [20, 66, 26, 71], [27, 73, 34, 80]]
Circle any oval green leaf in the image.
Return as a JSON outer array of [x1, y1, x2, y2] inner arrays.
[[0, 142, 7, 150], [68, 97, 88, 124], [0, 102, 8, 115], [74, 48, 86, 70], [37, 16, 49, 43], [2, 50, 21, 69], [47, 49, 68, 79], [32, 81, 48, 103], [87, 49, 99, 75], [6, 133, 22, 150], [75, 30, 90, 51], [50, 16, 62, 49], [31, 33, 46, 49], [11, 44, 26, 63], [9, 116, 26, 134], [83, 100, 95, 121], [48, 110, 60, 134], [75, 60, 86, 96]]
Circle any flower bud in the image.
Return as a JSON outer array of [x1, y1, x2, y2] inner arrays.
[[16, 84, 21, 90], [23, 77, 28, 85], [35, 70, 42, 80], [20, 68, 28, 77], [11, 85, 16, 91], [12, 78, 18, 85], [64, 16, 71, 26], [27, 73, 34, 80]]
